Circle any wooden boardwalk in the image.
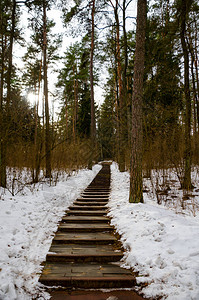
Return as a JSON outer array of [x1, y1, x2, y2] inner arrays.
[[39, 163, 145, 299]]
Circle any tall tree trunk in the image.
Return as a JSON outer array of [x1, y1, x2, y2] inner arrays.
[[89, 0, 96, 168], [65, 95, 68, 139], [180, 0, 192, 190], [129, 0, 147, 203], [194, 18, 199, 135], [90, 0, 96, 141], [43, 0, 51, 179], [34, 56, 43, 183], [114, 0, 125, 171], [187, 30, 198, 157], [123, 0, 128, 93], [112, 28, 120, 162], [0, 0, 16, 188], [0, 34, 5, 187], [122, 0, 131, 147], [73, 64, 78, 142]]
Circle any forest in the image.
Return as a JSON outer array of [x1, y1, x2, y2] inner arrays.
[[1, 1, 199, 299], [0, 0, 199, 199]]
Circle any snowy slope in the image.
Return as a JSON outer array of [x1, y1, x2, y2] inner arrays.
[[109, 163, 199, 300], [0, 164, 101, 300]]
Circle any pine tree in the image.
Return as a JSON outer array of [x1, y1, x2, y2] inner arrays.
[[0, 0, 20, 187], [129, 0, 147, 203], [177, 0, 193, 189]]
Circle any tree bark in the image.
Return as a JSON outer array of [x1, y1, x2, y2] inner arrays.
[[114, 0, 125, 171], [43, 0, 51, 179], [0, 0, 16, 188], [129, 0, 147, 203], [90, 0, 96, 142], [73, 64, 78, 142], [0, 33, 6, 187], [89, 0, 96, 169], [180, 0, 192, 190], [65, 95, 68, 139], [187, 30, 198, 156], [194, 18, 199, 135]]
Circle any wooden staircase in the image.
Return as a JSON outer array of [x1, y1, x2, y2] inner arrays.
[[39, 164, 136, 289]]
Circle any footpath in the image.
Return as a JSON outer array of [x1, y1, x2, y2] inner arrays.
[[39, 163, 145, 300]]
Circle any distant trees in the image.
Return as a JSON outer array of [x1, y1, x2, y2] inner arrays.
[[23, 0, 61, 182], [99, 0, 199, 198], [61, 0, 99, 161], [1, 0, 199, 196], [56, 37, 92, 141]]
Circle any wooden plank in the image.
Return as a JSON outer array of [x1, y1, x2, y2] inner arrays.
[[69, 206, 107, 211], [58, 223, 113, 232], [81, 195, 109, 198], [76, 198, 109, 202], [73, 201, 107, 206], [61, 216, 110, 223], [39, 164, 137, 291], [48, 244, 123, 256], [39, 262, 134, 280], [53, 232, 117, 244], [50, 290, 145, 300], [66, 210, 108, 216]]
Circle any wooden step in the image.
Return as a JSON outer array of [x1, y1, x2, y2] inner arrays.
[[66, 210, 108, 216], [81, 195, 109, 198], [46, 253, 123, 263], [58, 223, 113, 232], [77, 198, 108, 202], [48, 244, 122, 255], [50, 290, 146, 300], [39, 164, 136, 291], [73, 201, 107, 206], [81, 192, 109, 198], [82, 191, 110, 194], [39, 262, 136, 288], [84, 187, 111, 193], [46, 244, 123, 263], [53, 232, 117, 244], [61, 216, 110, 223], [69, 205, 107, 211]]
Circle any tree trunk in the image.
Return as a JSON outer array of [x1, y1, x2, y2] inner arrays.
[[65, 95, 68, 139], [0, 0, 16, 188], [129, 0, 147, 203], [34, 56, 43, 183], [180, 0, 192, 190], [90, 0, 96, 141], [123, 0, 128, 92], [194, 18, 199, 135], [89, 0, 96, 169], [73, 64, 78, 142], [0, 33, 5, 187], [114, 0, 125, 171], [43, 0, 51, 179], [187, 30, 198, 157]]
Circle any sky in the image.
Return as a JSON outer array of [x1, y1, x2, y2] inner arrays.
[[15, 1, 137, 117]]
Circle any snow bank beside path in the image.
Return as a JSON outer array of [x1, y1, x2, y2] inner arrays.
[[0, 164, 101, 300], [109, 162, 199, 300]]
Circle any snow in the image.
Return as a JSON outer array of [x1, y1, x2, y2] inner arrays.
[[109, 162, 199, 300], [1, 161, 199, 300], [0, 164, 101, 300]]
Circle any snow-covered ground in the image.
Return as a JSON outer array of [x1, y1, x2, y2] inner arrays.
[[0, 164, 101, 300], [1, 162, 199, 300], [109, 162, 199, 300]]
